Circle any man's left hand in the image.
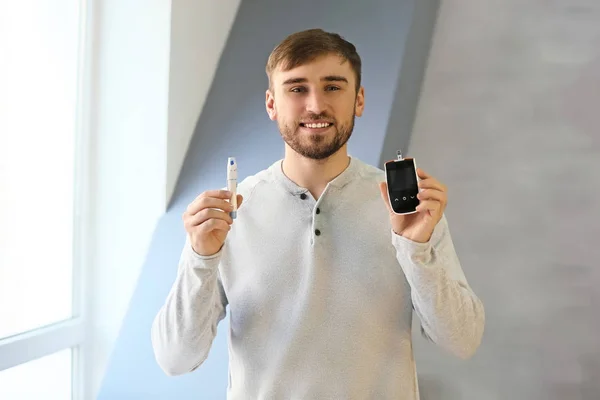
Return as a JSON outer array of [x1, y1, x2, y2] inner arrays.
[[379, 168, 447, 243]]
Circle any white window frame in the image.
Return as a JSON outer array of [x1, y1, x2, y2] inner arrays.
[[0, 1, 93, 398]]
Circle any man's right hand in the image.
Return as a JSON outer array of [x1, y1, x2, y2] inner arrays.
[[183, 189, 244, 256]]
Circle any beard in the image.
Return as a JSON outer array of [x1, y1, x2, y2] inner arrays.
[[278, 111, 355, 160]]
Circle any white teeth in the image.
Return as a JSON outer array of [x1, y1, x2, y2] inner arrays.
[[304, 123, 330, 128]]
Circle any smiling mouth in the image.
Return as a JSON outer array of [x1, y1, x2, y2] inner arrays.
[[299, 122, 334, 129]]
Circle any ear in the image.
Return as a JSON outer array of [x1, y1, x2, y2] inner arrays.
[[354, 86, 365, 117], [265, 89, 277, 121]]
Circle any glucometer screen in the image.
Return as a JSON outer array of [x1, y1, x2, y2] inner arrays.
[[387, 165, 417, 190]]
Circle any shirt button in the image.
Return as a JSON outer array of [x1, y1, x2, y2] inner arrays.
[[300, 193, 307, 200], [315, 229, 321, 236], [316, 208, 321, 214]]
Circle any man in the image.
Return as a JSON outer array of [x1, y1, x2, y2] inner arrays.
[[152, 29, 485, 399]]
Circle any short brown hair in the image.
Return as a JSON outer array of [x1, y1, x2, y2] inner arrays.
[[266, 29, 362, 92]]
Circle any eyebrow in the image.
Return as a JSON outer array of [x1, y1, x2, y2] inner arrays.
[[282, 75, 349, 85]]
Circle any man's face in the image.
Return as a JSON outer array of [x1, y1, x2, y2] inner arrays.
[[266, 54, 365, 160]]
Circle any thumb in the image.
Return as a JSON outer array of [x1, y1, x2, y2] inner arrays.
[[378, 182, 393, 214], [236, 194, 244, 208]]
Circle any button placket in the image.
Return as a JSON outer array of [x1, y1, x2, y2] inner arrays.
[[297, 191, 316, 215], [312, 201, 324, 240]]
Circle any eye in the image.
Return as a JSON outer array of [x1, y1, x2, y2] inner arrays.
[[325, 86, 341, 91], [290, 86, 307, 93]]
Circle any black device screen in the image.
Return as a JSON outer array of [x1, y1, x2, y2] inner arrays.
[[386, 159, 419, 214]]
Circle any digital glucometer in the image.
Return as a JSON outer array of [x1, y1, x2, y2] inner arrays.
[[384, 150, 420, 215]]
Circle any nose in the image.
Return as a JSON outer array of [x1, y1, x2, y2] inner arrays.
[[305, 91, 326, 115]]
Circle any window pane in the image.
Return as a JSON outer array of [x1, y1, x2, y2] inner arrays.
[[0, 348, 72, 400], [0, 2, 81, 338]]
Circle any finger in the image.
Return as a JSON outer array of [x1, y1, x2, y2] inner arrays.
[[194, 218, 231, 234], [416, 168, 431, 180], [187, 191, 234, 215], [190, 219, 230, 236], [201, 189, 234, 200], [417, 189, 446, 203], [418, 178, 446, 192], [416, 200, 441, 213], [378, 182, 393, 214], [235, 194, 244, 208], [187, 208, 234, 228]]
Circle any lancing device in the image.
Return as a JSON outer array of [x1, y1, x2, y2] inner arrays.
[[227, 157, 238, 219], [384, 150, 420, 215]]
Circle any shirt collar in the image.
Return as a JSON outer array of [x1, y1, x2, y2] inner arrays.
[[269, 156, 361, 195]]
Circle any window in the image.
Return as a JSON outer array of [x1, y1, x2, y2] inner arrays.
[[0, 1, 90, 399], [0, 349, 73, 399]]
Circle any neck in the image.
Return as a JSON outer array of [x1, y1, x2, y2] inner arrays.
[[281, 144, 350, 199]]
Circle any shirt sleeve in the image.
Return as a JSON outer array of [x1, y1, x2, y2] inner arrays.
[[151, 237, 228, 375], [391, 214, 485, 359]]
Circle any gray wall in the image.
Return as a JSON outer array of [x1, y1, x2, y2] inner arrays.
[[379, 0, 440, 166], [408, 1, 600, 399], [98, 0, 439, 398]]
